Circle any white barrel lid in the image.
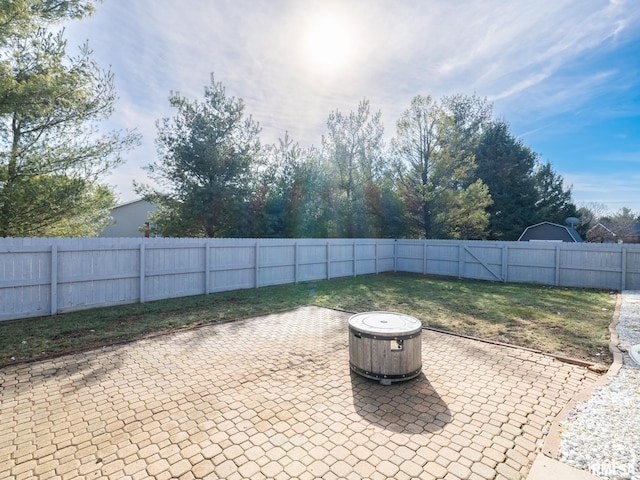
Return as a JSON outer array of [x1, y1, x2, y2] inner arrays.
[[348, 311, 422, 336]]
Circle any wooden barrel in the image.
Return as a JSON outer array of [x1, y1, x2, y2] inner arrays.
[[348, 311, 422, 385]]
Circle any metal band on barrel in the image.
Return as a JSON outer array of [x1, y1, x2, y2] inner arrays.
[[349, 363, 422, 381], [349, 327, 422, 341]]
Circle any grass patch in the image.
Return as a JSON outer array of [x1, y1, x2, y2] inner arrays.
[[0, 273, 616, 367]]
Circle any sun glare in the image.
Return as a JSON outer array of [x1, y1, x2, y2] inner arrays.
[[304, 14, 353, 73]]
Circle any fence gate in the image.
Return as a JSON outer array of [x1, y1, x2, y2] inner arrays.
[[460, 244, 505, 282]]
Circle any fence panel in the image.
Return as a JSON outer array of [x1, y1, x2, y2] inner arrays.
[[505, 244, 557, 285], [209, 242, 256, 293], [297, 242, 329, 282], [1, 237, 640, 321], [396, 241, 424, 274], [354, 241, 378, 275], [57, 244, 140, 312], [626, 249, 640, 290], [558, 246, 623, 290], [329, 242, 357, 278], [375, 241, 396, 272], [426, 242, 460, 277], [258, 243, 296, 287], [0, 246, 51, 320], [145, 244, 206, 302]]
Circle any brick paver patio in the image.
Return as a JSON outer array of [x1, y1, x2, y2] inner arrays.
[[1, 306, 600, 479]]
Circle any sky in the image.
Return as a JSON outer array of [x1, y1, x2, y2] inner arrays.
[[63, 0, 640, 215]]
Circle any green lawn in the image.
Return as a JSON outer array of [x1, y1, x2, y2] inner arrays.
[[0, 273, 616, 367]]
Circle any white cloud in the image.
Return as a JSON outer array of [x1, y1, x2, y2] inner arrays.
[[596, 151, 640, 163], [564, 171, 640, 214], [61, 0, 640, 204]]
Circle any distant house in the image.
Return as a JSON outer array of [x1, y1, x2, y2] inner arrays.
[[517, 222, 583, 243], [586, 222, 640, 244], [99, 199, 157, 237]]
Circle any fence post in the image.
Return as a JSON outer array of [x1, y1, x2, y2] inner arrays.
[[621, 247, 627, 291], [394, 240, 398, 272], [204, 242, 210, 294], [326, 241, 331, 280], [353, 242, 357, 277], [423, 241, 427, 275], [50, 244, 58, 315], [374, 241, 378, 274], [255, 241, 260, 288], [294, 241, 299, 284], [555, 244, 561, 286], [139, 242, 146, 303], [502, 245, 508, 283], [458, 244, 464, 278]]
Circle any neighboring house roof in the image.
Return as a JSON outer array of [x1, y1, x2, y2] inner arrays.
[[601, 222, 640, 237], [99, 199, 157, 237], [518, 221, 583, 242], [586, 222, 640, 243], [587, 223, 617, 237]]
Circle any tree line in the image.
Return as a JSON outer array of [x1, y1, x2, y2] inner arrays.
[[135, 76, 581, 240], [1, 2, 636, 239]]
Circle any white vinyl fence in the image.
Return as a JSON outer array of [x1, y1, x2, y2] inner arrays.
[[1, 237, 639, 322]]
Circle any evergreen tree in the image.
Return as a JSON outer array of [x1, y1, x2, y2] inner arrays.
[[533, 161, 578, 225], [475, 120, 538, 240], [137, 75, 261, 238], [0, 0, 139, 237]]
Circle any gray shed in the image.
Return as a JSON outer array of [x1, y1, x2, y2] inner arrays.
[[518, 221, 583, 242]]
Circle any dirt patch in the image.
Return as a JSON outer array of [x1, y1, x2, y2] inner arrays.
[[51, 329, 97, 341]]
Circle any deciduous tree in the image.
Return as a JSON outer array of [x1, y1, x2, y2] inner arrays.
[[598, 207, 640, 238], [249, 133, 329, 237], [392, 94, 492, 239], [322, 99, 387, 237]]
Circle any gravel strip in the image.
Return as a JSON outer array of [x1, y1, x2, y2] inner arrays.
[[558, 291, 640, 480]]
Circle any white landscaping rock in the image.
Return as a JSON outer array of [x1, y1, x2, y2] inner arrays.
[[558, 291, 640, 480]]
